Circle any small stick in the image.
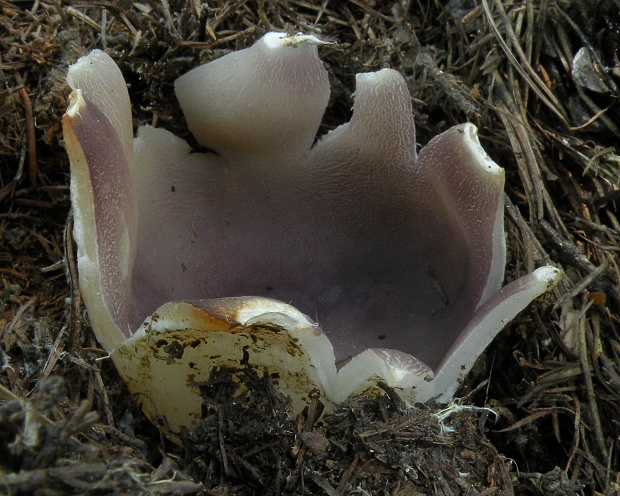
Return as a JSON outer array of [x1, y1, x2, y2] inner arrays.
[[20, 87, 37, 187]]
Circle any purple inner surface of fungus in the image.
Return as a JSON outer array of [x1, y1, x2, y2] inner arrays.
[[67, 34, 506, 371]]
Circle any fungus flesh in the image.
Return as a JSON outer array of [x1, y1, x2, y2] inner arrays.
[[63, 33, 560, 433]]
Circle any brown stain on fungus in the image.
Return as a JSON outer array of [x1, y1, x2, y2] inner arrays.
[[111, 308, 325, 437]]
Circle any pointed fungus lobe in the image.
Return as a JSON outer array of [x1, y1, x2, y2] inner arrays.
[[63, 32, 560, 434]]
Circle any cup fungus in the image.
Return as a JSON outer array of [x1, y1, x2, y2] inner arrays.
[[63, 32, 560, 434]]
